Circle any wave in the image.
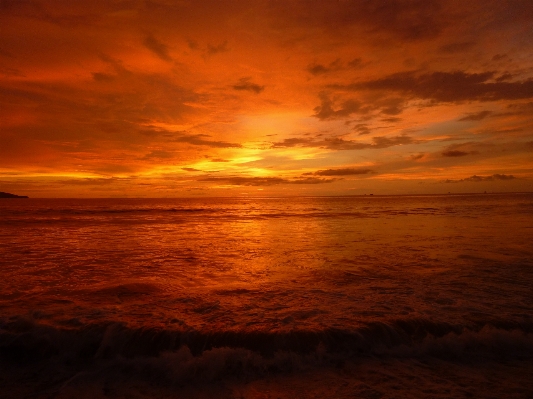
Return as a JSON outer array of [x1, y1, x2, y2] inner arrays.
[[1, 316, 532, 398], [2, 316, 532, 365]]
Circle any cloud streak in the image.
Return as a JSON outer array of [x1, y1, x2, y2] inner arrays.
[[442, 150, 473, 157], [333, 71, 533, 103], [444, 174, 516, 183], [143, 34, 172, 62], [272, 135, 416, 151], [307, 59, 342, 76], [198, 176, 336, 186], [305, 168, 374, 176], [232, 78, 265, 94], [170, 133, 242, 148], [458, 111, 493, 121]]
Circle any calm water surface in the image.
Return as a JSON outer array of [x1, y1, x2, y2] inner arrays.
[[1, 194, 532, 398]]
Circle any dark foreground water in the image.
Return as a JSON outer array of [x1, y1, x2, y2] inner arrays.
[[1, 194, 532, 398]]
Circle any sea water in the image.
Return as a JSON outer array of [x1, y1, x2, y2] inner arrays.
[[1, 194, 532, 398]]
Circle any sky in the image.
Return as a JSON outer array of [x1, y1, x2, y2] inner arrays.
[[1, 0, 533, 197]]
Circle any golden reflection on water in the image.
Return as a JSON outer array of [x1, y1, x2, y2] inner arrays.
[[0, 194, 532, 330]]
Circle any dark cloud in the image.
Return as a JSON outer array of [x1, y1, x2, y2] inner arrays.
[[207, 41, 229, 55], [313, 92, 405, 120], [269, 0, 444, 41], [0, 65, 24, 77], [182, 167, 201, 172], [270, 137, 305, 149], [290, 177, 336, 184], [1, 0, 106, 28], [353, 123, 371, 135], [143, 34, 172, 62], [348, 58, 363, 68], [305, 168, 373, 176], [360, 0, 444, 41], [307, 63, 329, 75], [232, 77, 265, 94], [496, 73, 513, 82], [438, 41, 475, 53], [381, 117, 402, 123], [198, 176, 335, 186], [458, 111, 492, 121], [272, 134, 416, 150], [186, 39, 229, 57], [378, 97, 405, 115], [138, 128, 240, 150], [142, 150, 174, 160], [0, 70, 200, 155], [444, 174, 516, 183], [467, 174, 515, 181], [0, 0, 33, 11], [92, 72, 115, 82], [505, 101, 533, 112], [57, 177, 128, 186], [334, 71, 533, 103], [442, 150, 471, 157], [270, 137, 314, 148], [199, 176, 285, 186], [307, 59, 342, 75], [313, 92, 366, 120], [171, 133, 242, 148], [372, 135, 415, 147], [187, 39, 199, 50], [93, 164, 137, 174], [492, 54, 508, 61]]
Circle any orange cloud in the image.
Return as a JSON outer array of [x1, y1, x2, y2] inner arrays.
[[1, 0, 532, 196]]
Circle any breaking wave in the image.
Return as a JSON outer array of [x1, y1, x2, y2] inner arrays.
[[2, 316, 532, 368], [2, 318, 533, 398]]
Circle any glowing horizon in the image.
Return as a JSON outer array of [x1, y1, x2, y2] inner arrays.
[[1, 0, 533, 197]]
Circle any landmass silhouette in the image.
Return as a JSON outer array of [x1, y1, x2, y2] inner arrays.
[[0, 191, 29, 198]]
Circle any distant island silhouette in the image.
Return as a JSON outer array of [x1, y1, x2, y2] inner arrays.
[[0, 191, 29, 198]]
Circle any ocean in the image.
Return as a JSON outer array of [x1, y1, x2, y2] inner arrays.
[[1, 194, 532, 398]]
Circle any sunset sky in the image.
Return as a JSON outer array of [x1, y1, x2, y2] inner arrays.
[[1, 0, 533, 197]]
